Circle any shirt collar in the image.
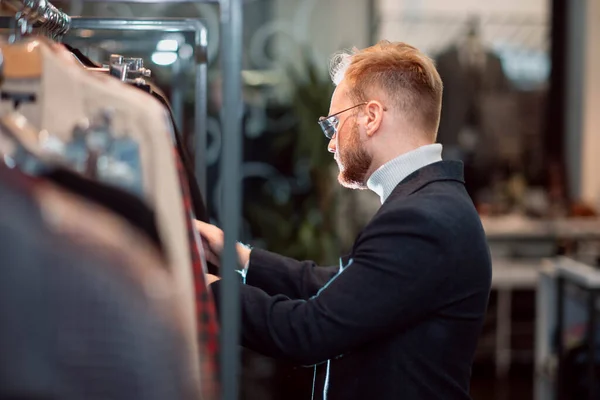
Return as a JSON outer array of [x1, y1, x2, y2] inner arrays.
[[366, 144, 443, 203]]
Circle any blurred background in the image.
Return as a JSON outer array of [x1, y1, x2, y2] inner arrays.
[[5, 0, 600, 398]]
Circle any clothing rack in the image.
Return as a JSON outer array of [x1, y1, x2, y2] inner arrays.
[[0, 15, 209, 203], [70, 17, 209, 204], [1, 1, 244, 399]]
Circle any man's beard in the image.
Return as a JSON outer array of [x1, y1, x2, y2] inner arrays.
[[336, 123, 372, 189]]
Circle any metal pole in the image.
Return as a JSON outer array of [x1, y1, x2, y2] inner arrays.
[[195, 34, 208, 205], [219, 0, 243, 398], [587, 290, 597, 400], [556, 276, 565, 399], [564, 0, 586, 201], [171, 58, 185, 133]]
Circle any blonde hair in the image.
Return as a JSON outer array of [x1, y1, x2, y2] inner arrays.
[[329, 41, 443, 141]]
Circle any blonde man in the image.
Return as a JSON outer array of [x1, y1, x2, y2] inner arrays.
[[198, 41, 491, 400]]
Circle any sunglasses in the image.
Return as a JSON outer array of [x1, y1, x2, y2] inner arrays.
[[318, 102, 368, 139]]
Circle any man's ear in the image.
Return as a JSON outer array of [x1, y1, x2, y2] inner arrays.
[[364, 100, 385, 137]]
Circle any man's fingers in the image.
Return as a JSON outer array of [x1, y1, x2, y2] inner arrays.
[[195, 220, 211, 231], [195, 220, 221, 236], [205, 247, 220, 266], [195, 220, 218, 238], [194, 220, 224, 250], [199, 237, 220, 265]]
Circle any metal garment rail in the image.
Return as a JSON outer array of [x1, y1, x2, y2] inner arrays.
[[2, 0, 244, 397], [217, 1, 243, 399], [71, 3, 245, 399], [0, 16, 210, 205], [67, 17, 209, 204]]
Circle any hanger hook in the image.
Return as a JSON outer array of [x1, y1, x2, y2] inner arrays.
[[9, 12, 33, 44]]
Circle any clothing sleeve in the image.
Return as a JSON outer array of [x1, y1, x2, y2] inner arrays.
[[244, 248, 339, 300], [210, 208, 453, 366]]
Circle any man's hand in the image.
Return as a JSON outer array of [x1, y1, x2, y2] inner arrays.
[[195, 220, 251, 269], [195, 220, 224, 266]]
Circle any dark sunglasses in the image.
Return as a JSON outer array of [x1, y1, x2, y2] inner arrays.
[[317, 102, 368, 139]]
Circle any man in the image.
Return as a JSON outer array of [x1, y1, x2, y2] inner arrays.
[[197, 40, 492, 400]]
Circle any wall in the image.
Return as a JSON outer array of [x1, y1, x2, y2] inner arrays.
[[377, 0, 549, 56], [270, 0, 370, 70], [268, 0, 550, 76], [379, 0, 549, 15], [564, 0, 600, 209], [579, 0, 600, 208]]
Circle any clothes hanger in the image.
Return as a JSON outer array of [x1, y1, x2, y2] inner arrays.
[[0, 19, 145, 191], [2, 17, 201, 381], [0, 7, 94, 79], [62, 43, 102, 68], [0, 14, 42, 79]]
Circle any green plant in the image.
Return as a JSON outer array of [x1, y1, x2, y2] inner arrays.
[[245, 46, 340, 265]]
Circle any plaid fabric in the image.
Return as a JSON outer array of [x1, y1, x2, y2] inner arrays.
[[174, 149, 220, 399]]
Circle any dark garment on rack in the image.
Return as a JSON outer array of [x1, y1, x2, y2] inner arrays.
[[42, 167, 164, 254], [211, 161, 492, 400], [0, 166, 196, 400], [63, 43, 103, 68], [133, 81, 209, 222], [134, 81, 218, 275], [173, 148, 220, 399], [435, 46, 510, 148]]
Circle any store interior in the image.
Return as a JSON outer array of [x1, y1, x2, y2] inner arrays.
[[1, 0, 599, 399]]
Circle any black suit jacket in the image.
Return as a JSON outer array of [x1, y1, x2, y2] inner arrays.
[[212, 160, 492, 399]]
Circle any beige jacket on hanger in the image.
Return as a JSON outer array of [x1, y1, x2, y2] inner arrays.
[[0, 39, 201, 389]]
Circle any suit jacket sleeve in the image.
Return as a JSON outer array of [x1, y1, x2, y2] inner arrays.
[[210, 207, 453, 365], [245, 248, 339, 300]]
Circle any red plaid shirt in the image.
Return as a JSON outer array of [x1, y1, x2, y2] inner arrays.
[[174, 149, 220, 399]]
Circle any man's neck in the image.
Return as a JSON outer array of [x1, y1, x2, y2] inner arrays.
[[366, 143, 443, 203]]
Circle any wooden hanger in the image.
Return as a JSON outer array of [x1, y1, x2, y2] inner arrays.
[[0, 40, 43, 79], [0, 13, 66, 81]]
